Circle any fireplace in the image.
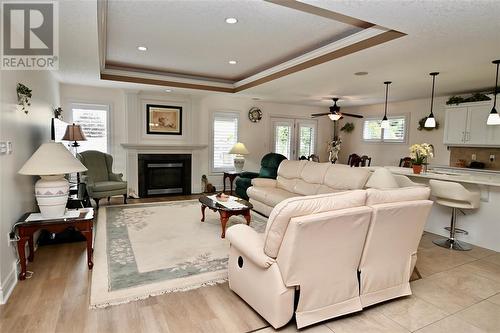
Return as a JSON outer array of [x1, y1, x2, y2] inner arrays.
[[138, 154, 191, 197]]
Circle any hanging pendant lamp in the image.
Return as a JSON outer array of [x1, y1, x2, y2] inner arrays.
[[487, 60, 500, 125], [424, 72, 439, 128], [381, 81, 391, 129]]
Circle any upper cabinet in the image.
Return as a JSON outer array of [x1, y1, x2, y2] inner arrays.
[[444, 101, 500, 147]]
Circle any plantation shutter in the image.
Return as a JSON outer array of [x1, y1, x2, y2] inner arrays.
[[383, 117, 406, 142], [213, 114, 238, 171]]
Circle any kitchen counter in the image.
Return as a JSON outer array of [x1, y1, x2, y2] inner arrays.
[[383, 166, 500, 187], [375, 165, 500, 251]]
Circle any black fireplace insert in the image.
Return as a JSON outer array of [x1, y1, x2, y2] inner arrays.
[[138, 154, 191, 197]]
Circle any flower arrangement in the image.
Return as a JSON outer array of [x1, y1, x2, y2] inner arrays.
[[54, 107, 63, 119], [327, 138, 342, 164], [409, 143, 434, 165], [16, 83, 32, 114]]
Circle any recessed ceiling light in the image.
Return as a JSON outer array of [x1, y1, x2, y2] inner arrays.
[[354, 71, 368, 76], [225, 17, 238, 24], [137, 46, 147, 51], [165, 89, 172, 93], [229, 60, 237, 65]]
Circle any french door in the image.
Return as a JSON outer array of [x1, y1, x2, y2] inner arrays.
[[271, 117, 317, 160]]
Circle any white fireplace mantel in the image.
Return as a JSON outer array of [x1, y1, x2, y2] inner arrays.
[[121, 143, 208, 151]]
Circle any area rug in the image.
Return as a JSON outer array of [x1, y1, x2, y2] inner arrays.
[[90, 200, 267, 308]]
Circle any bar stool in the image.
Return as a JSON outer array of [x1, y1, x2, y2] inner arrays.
[[429, 180, 480, 251]]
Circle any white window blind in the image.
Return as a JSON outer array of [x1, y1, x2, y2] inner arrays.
[[72, 104, 109, 153], [212, 113, 238, 172], [363, 116, 407, 143]]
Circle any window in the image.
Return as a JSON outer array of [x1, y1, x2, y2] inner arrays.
[[212, 113, 238, 172], [271, 118, 317, 159], [273, 121, 293, 159], [71, 103, 109, 153], [363, 116, 407, 143]]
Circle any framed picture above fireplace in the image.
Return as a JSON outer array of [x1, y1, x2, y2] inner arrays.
[[146, 104, 182, 135]]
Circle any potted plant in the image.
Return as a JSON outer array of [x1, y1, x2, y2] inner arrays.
[[409, 143, 433, 174]]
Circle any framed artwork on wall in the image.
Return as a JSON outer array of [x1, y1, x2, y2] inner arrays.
[[146, 104, 182, 135]]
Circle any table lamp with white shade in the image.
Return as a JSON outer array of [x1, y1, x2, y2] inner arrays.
[[229, 142, 249, 172], [18, 142, 87, 218]]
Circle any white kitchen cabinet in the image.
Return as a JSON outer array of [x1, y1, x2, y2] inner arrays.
[[444, 107, 468, 144], [444, 101, 500, 146]]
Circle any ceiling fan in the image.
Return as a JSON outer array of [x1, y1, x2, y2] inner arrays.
[[311, 98, 364, 121]]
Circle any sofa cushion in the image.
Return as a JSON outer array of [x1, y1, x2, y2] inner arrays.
[[365, 168, 399, 189], [247, 186, 297, 207], [263, 190, 367, 258], [277, 160, 307, 179], [300, 162, 330, 184], [276, 176, 296, 193], [316, 185, 341, 194], [294, 179, 321, 196], [323, 164, 371, 190], [366, 187, 431, 206]]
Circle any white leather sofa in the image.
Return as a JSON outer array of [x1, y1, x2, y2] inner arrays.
[[247, 161, 372, 217], [227, 161, 432, 329]]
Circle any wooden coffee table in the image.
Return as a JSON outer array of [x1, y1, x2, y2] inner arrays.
[[199, 195, 253, 238]]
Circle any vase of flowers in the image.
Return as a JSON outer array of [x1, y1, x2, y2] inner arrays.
[[409, 143, 434, 174], [16, 83, 32, 114], [327, 138, 342, 164]]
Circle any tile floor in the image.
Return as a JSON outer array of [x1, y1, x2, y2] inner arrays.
[[256, 232, 500, 333]]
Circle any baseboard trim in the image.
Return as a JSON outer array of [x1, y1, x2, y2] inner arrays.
[[0, 261, 18, 304]]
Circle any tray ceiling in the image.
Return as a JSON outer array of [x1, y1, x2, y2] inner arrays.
[[100, 0, 405, 92]]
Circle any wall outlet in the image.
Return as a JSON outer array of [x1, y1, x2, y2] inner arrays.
[[472, 153, 477, 161], [490, 154, 496, 162]]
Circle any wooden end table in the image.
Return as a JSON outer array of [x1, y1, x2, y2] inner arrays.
[[199, 195, 253, 238], [223, 171, 241, 195], [15, 208, 95, 280]]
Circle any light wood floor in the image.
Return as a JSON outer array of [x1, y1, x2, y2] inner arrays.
[[2, 197, 500, 333]]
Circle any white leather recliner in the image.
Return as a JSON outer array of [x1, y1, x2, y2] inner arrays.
[[227, 187, 432, 329]]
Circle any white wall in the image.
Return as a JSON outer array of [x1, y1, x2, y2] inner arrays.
[[0, 70, 60, 303], [59, 84, 334, 191], [338, 96, 450, 167], [196, 94, 332, 188], [60, 84, 127, 177]]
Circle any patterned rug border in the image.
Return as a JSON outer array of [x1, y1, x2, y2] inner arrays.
[[90, 199, 266, 309]]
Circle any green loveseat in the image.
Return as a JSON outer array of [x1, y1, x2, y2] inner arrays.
[[235, 153, 287, 200], [77, 150, 127, 208]]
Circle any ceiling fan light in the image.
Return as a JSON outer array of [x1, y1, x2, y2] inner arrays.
[[487, 107, 500, 125], [424, 114, 436, 128], [328, 113, 341, 121]]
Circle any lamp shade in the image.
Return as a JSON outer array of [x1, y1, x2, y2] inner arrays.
[[229, 142, 249, 155], [62, 123, 87, 141], [19, 142, 87, 175]]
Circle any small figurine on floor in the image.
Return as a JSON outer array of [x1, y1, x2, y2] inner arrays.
[[201, 175, 216, 193]]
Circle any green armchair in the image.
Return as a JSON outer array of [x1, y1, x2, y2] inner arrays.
[[235, 153, 287, 200], [77, 150, 127, 208]]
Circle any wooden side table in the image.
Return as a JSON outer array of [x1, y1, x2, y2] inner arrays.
[[223, 171, 241, 195], [15, 208, 94, 280]]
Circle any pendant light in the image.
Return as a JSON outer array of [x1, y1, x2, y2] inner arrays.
[[487, 60, 500, 125], [381, 81, 391, 129], [424, 72, 439, 128]]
